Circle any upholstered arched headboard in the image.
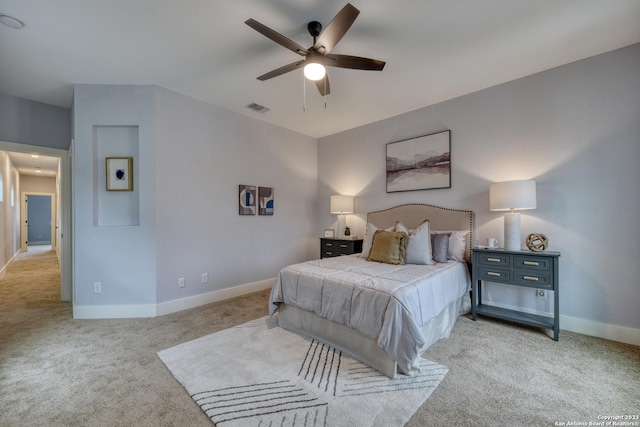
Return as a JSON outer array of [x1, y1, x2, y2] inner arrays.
[[367, 203, 474, 263]]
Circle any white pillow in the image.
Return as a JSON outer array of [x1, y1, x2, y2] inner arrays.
[[432, 230, 469, 262], [360, 222, 395, 258], [395, 220, 434, 265]]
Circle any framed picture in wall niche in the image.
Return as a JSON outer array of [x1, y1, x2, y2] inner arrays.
[[386, 130, 451, 192], [106, 157, 133, 191], [239, 185, 257, 215], [258, 187, 274, 215]]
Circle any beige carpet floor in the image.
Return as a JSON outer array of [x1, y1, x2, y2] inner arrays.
[[1, 248, 639, 426]]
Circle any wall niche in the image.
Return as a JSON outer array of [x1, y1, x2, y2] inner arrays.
[[93, 125, 140, 226]]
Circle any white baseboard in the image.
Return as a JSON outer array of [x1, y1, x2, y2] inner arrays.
[[73, 279, 274, 319], [0, 250, 20, 280], [480, 302, 640, 346], [73, 304, 157, 319], [156, 278, 274, 316], [560, 314, 640, 346]]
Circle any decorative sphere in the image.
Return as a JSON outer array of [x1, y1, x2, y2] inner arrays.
[[526, 233, 548, 252]]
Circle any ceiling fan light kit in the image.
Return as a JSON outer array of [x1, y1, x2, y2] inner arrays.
[[303, 63, 326, 81], [245, 3, 385, 96]]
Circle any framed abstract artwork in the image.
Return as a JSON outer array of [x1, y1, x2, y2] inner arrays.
[[258, 187, 274, 216], [386, 130, 451, 192], [239, 185, 256, 215], [106, 157, 133, 191]]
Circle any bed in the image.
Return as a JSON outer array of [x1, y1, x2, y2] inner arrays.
[[269, 203, 474, 378]]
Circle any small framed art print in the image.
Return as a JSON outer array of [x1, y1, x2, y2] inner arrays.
[[106, 157, 133, 191], [239, 185, 257, 215], [323, 229, 335, 238], [258, 187, 274, 215]]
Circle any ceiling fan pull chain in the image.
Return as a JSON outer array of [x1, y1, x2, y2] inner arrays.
[[324, 78, 327, 109], [303, 73, 306, 112]]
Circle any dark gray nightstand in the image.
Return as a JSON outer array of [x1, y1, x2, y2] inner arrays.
[[320, 238, 363, 259], [471, 247, 561, 340]]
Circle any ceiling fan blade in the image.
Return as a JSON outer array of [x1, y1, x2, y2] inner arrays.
[[325, 54, 385, 71], [315, 74, 330, 96], [313, 3, 359, 54], [245, 18, 308, 56], [257, 60, 305, 81]]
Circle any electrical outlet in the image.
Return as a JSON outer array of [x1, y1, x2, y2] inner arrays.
[[201, 273, 208, 284], [178, 278, 185, 288], [536, 289, 547, 300], [93, 282, 101, 293]]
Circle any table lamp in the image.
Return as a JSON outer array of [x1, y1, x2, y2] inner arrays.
[[490, 180, 536, 251], [330, 195, 354, 238]]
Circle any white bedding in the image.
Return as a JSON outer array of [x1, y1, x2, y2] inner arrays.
[[269, 255, 471, 375]]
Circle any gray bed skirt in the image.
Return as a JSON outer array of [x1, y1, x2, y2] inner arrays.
[[276, 293, 470, 378]]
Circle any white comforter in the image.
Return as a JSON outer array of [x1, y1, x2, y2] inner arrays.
[[270, 255, 470, 375]]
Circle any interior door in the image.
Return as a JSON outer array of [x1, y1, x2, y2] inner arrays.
[[21, 192, 56, 252], [27, 195, 53, 247]]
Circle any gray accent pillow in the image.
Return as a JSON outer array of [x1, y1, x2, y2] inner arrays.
[[395, 220, 434, 265], [430, 232, 451, 263]]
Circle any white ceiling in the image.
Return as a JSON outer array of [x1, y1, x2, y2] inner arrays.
[[8, 152, 59, 177], [1, 0, 639, 140]]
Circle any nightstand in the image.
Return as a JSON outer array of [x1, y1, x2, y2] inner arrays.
[[471, 247, 561, 340], [320, 238, 363, 259]]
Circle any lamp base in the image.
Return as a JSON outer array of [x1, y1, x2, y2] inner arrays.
[[337, 215, 346, 238], [504, 212, 521, 251]]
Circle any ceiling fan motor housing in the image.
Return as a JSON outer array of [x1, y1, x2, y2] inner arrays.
[[307, 21, 322, 38]]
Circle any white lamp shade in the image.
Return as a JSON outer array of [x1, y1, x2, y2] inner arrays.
[[304, 63, 326, 81], [490, 180, 536, 211], [330, 195, 354, 214]]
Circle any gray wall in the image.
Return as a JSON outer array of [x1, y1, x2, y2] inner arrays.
[[155, 88, 317, 304], [318, 43, 640, 341], [0, 152, 21, 271], [0, 93, 70, 149], [73, 85, 158, 312], [72, 84, 318, 316]]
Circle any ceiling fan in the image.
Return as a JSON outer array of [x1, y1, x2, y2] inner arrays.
[[245, 3, 385, 96]]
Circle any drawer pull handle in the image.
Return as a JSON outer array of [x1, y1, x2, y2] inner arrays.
[[487, 272, 501, 277], [523, 261, 539, 266], [487, 258, 501, 263], [326, 243, 333, 247], [523, 276, 539, 281], [340, 244, 347, 248]]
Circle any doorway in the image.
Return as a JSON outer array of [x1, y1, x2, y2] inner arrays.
[[22, 193, 56, 251], [0, 141, 71, 303]]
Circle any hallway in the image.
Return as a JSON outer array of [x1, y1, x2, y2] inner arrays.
[[0, 247, 64, 312]]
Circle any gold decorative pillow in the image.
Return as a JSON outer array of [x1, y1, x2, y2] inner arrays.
[[366, 230, 408, 265]]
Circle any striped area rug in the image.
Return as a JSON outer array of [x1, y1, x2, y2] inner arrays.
[[158, 317, 446, 427]]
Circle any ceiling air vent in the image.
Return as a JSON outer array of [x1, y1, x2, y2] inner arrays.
[[246, 102, 270, 113]]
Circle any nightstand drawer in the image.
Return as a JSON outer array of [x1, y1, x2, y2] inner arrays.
[[321, 240, 337, 250], [321, 240, 339, 258], [513, 271, 553, 289], [476, 252, 510, 268], [335, 241, 356, 254], [514, 256, 552, 272], [478, 266, 510, 283]]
